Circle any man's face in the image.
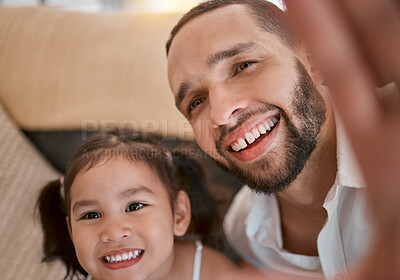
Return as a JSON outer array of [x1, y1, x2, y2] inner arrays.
[[167, 5, 329, 194]]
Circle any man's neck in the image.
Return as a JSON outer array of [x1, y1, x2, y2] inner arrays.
[[276, 122, 338, 256], [277, 144, 337, 210]]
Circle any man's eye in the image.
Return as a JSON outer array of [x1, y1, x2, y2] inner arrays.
[[81, 212, 101, 220], [188, 97, 205, 114], [126, 203, 145, 212], [235, 61, 254, 74]]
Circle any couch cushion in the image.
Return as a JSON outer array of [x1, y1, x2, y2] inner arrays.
[[0, 103, 66, 279], [0, 7, 190, 138]]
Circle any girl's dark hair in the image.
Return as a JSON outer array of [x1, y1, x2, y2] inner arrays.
[[37, 130, 219, 279], [166, 0, 298, 56]]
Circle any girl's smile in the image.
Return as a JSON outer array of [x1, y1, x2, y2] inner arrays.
[[68, 159, 184, 280], [100, 248, 144, 269]]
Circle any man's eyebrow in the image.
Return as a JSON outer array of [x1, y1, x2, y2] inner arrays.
[[117, 185, 155, 200], [174, 42, 259, 110], [175, 81, 191, 109], [206, 41, 258, 68]]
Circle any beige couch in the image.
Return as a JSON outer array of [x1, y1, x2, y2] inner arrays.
[[0, 6, 199, 280], [0, 6, 188, 136]]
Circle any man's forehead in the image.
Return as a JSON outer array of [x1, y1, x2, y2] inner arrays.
[[168, 4, 255, 55], [167, 5, 262, 88]]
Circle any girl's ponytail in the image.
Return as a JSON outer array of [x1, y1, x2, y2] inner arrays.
[[36, 180, 86, 279], [172, 152, 222, 249]]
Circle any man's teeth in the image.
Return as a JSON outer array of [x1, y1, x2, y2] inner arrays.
[[104, 250, 143, 263], [231, 117, 279, 152], [257, 123, 267, 134], [237, 138, 247, 150], [245, 132, 255, 144], [252, 127, 260, 139]]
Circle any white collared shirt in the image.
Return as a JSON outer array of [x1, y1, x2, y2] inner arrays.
[[224, 120, 372, 279]]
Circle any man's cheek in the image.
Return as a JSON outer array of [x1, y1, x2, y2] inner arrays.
[[193, 119, 212, 144]]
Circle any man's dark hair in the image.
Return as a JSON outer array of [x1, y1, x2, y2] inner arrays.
[[166, 0, 298, 55]]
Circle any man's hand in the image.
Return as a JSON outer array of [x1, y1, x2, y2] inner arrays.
[[284, 0, 400, 279]]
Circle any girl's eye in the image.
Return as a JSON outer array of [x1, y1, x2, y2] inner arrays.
[[81, 212, 101, 220], [126, 203, 145, 212], [188, 97, 205, 114], [235, 61, 254, 74]]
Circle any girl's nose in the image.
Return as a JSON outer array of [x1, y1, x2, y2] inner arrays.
[[100, 220, 132, 243]]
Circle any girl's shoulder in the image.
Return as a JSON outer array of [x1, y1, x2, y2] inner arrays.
[[200, 244, 266, 280], [175, 240, 266, 279], [199, 243, 238, 280], [174, 239, 238, 279]]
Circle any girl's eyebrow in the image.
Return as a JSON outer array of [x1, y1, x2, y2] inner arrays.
[[117, 185, 155, 200], [71, 186, 155, 214], [72, 200, 97, 214]]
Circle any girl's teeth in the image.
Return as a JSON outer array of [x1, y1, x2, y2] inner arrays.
[[237, 138, 247, 149], [265, 122, 271, 131], [257, 124, 266, 134], [105, 250, 144, 263], [134, 250, 140, 257], [245, 132, 255, 144]]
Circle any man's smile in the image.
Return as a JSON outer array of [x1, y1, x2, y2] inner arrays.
[[218, 113, 281, 162], [230, 116, 279, 152]]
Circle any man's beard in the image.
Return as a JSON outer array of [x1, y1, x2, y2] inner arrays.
[[214, 60, 327, 195]]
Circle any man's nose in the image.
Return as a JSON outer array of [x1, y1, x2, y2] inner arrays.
[[100, 218, 132, 243], [209, 84, 248, 129]]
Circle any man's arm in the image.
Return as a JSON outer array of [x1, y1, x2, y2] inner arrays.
[[284, 0, 400, 279]]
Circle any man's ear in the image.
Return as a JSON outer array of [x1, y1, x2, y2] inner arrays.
[[296, 41, 325, 86], [173, 191, 191, 237]]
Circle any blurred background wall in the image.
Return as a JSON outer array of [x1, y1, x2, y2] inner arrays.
[[0, 0, 285, 13]]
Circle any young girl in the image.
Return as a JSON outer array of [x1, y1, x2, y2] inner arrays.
[[37, 130, 237, 280]]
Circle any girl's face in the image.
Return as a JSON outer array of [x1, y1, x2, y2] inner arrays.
[[67, 159, 190, 280]]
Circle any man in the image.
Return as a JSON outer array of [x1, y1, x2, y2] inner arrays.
[[166, 0, 399, 279]]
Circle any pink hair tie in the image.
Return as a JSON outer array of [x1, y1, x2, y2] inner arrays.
[[165, 151, 173, 162], [59, 176, 65, 199]]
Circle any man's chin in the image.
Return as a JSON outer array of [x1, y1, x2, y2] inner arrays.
[[232, 168, 291, 195], [211, 156, 290, 195]]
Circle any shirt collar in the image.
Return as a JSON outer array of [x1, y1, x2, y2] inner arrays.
[[245, 193, 282, 248], [321, 112, 367, 212], [334, 82, 398, 189], [335, 113, 366, 189]]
